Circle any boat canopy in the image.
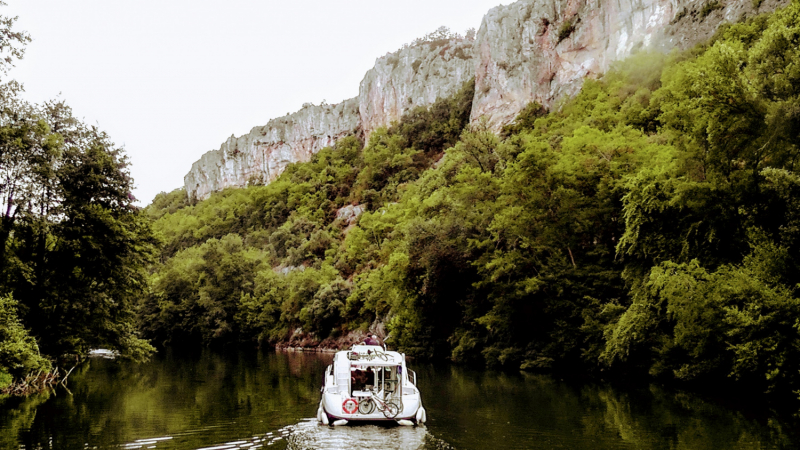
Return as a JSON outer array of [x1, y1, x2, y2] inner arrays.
[[349, 360, 399, 368], [346, 345, 402, 367]]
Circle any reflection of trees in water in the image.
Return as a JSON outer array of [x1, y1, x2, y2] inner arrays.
[[588, 385, 797, 450], [3, 353, 799, 450], [285, 350, 334, 379], [419, 365, 798, 449], [0, 393, 51, 449], [1, 350, 334, 450]]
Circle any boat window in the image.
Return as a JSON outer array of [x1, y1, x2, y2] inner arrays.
[[350, 368, 375, 393]]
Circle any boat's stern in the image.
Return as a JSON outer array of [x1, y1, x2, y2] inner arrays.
[[320, 390, 422, 423], [319, 347, 426, 425]]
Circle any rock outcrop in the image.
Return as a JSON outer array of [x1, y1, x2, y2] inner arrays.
[[358, 38, 475, 140], [185, 0, 789, 200], [185, 98, 359, 200], [471, 0, 789, 128], [335, 204, 365, 226], [185, 37, 475, 200]]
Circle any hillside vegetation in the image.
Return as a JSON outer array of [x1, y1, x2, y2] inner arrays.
[[146, 3, 800, 399]]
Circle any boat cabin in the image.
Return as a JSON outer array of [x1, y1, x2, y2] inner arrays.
[[327, 345, 415, 401]]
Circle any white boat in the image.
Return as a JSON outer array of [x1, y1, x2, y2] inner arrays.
[[317, 344, 427, 426]]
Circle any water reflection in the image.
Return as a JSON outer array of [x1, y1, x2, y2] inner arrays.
[[287, 419, 427, 450], [419, 366, 799, 449], [0, 349, 797, 450], [113, 419, 429, 450], [1, 349, 331, 450]]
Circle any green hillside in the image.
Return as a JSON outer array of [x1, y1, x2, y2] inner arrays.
[[145, 3, 800, 399]]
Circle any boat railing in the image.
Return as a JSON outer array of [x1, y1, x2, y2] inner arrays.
[[349, 347, 391, 362]]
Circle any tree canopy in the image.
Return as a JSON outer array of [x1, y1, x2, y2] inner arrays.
[[0, 5, 158, 389], [144, 1, 800, 404]]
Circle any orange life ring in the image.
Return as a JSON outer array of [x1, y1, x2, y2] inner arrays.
[[342, 398, 358, 414]]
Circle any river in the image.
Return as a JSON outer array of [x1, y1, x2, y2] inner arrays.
[[1, 348, 797, 449]]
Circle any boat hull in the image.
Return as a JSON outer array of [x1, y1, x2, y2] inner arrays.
[[320, 392, 421, 423]]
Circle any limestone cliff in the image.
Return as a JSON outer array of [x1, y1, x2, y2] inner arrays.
[[358, 37, 475, 139], [185, 37, 474, 200], [185, 98, 359, 200], [185, 0, 788, 200], [471, 0, 790, 128]]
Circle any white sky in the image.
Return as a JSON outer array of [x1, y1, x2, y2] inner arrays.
[[4, 0, 506, 205]]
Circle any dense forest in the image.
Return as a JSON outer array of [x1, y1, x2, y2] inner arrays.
[[0, 7, 157, 393], [2, 0, 799, 407], [143, 3, 800, 401]]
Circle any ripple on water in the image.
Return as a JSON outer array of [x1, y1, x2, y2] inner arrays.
[[115, 419, 453, 450], [287, 419, 432, 450]]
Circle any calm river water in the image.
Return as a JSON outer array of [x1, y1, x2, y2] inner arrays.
[[1, 348, 798, 450]]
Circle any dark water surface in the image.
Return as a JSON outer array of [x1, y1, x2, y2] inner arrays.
[[1, 348, 797, 449]]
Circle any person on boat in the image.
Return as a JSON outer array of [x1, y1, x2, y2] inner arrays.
[[363, 334, 380, 346], [351, 369, 366, 391]]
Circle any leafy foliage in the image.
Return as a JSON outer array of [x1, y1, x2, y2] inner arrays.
[[558, 17, 576, 43], [0, 1, 30, 75], [1, 101, 158, 362], [0, 294, 50, 386], [0, 3, 159, 390], [699, 1, 723, 19], [404, 26, 472, 50], [144, 80, 476, 347], [145, 2, 800, 403]]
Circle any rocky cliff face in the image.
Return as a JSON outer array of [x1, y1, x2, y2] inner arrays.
[[186, 0, 788, 200], [185, 98, 359, 200], [185, 37, 474, 200], [471, 0, 789, 128], [358, 38, 475, 140]]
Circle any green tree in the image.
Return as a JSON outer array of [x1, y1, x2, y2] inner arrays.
[[0, 294, 50, 388], [0, 99, 158, 366]]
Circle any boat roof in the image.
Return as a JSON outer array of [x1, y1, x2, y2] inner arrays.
[[334, 345, 404, 367]]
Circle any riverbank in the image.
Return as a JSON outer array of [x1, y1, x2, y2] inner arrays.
[[274, 328, 375, 353], [0, 366, 75, 397]]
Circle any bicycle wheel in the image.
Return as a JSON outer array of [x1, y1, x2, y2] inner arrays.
[[382, 401, 400, 419], [358, 398, 375, 415]]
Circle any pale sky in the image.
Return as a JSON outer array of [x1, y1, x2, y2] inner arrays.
[[4, 0, 506, 205]]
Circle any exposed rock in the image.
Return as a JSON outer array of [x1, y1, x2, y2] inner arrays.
[[471, 0, 790, 129], [275, 328, 370, 352], [335, 204, 365, 226], [185, 0, 790, 199], [185, 98, 359, 200], [185, 38, 476, 201], [357, 37, 476, 139], [369, 319, 387, 341], [273, 315, 387, 352], [275, 265, 305, 276]]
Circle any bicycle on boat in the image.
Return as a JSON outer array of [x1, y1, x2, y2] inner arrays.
[[357, 390, 401, 418]]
